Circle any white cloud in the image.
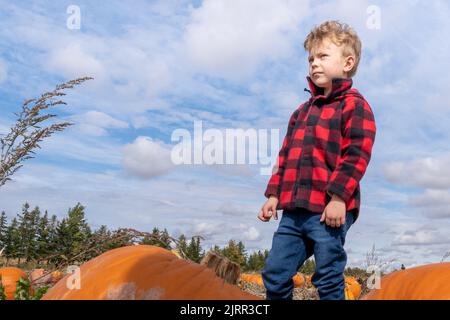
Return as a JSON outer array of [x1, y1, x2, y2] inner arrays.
[[217, 201, 258, 217], [0, 2, 175, 115], [131, 115, 152, 129], [242, 226, 261, 241], [38, 133, 122, 165], [217, 202, 241, 217], [122, 136, 175, 178], [208, 164, 255, 177], [410, 189, 450, 207], [188, 221, 226, 240], [183, 0, 309, 81], [383, 153, 450, 189], [409, 189, 450, 219], [46, 42, 105, 80], [73, 111, 129, 136], [392, 228, 450, 246]]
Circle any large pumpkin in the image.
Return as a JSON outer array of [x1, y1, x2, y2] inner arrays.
[[0, 267, 29, 300], [361, 262, 450, 300], [42, 245, 260, 300]]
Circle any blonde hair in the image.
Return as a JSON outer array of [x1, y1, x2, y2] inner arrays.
[[303, 20, 362, 78]]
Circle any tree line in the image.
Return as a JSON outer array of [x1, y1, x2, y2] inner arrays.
[[0, 202, 270, 272]]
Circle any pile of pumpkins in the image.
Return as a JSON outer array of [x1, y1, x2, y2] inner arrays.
[[2, 245, 449, 300], [0, 267, 64, 300], [239, 272, 362, 299]]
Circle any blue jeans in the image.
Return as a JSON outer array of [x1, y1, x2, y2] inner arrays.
[[261, 208, 355, 300]]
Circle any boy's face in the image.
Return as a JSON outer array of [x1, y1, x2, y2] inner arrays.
[[308, 38, 354, 95]]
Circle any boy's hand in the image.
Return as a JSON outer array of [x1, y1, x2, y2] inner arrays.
[[258, 196, 279, 222], [320, 194, 346, 227]]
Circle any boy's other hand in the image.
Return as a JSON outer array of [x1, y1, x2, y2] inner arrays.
[[320, 194, 346, 227], [258, 196, 279, 222]]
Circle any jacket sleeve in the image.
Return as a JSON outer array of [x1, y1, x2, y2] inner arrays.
[[264, 108, 300, 199], [325, 97, 376, 202]]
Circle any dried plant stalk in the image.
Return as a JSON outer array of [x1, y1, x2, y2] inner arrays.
[[200, 251, 241, 285], [0, 77, 93, 188]]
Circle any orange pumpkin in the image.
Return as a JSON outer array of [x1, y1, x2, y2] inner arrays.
[[361, 262, 450, 300], [0, 267, 29, 300], [239, 273, 264, 286], [42, 245, 261, 300], [292, 272, 305, 288], [30, 269, 64, 287], [30, 269, 47, 286], [240, 272, 305, 288], [51, 270, 64, 283], [239, 273, 263, 286], [344, 276, 361, 299]]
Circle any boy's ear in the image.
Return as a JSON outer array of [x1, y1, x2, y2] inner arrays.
[[343, 55, 355, 74]]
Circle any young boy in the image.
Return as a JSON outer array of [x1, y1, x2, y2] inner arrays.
[[257, 21, 376, 300]]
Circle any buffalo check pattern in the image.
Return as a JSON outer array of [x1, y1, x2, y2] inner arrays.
[[264, 76, 377, 221]]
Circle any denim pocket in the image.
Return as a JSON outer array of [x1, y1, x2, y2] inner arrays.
[[323, 212, 354, 240]]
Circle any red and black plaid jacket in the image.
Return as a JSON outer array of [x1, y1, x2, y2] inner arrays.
[[264, 76, 376, 221]]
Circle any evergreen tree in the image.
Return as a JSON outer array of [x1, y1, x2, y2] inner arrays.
[[15, 203, 29, 263], [4, 218, 20, 264], [90, 225, 117, 256], [27, 206, 41, 261], [185, 236, 204, 263], [221, 240, 246, 268], [237, 240, 247, 263], [245, 249, 269, 272], [141, 227, 171, 248], [211, 244, 222, 254], [176, 234, 188, 257], [46, 214, 59, 262], [108, 228, 134, 249], [159, 228, 172, 250], [36, 211, 51, 263], [16, 203, 40, 263], [141, 227, 158, 246], [298, 257, 316, 274], [65, 203, 91, 256], [54, 218, 71, 261], [51, 204, 91, 264]]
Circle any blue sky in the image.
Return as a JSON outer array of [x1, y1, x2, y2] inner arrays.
[[1, 0, 450, 271]]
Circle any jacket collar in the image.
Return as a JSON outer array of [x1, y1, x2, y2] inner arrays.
[[305, 76, 353, 100]]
